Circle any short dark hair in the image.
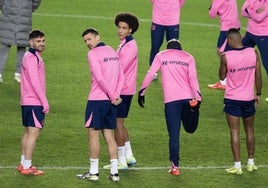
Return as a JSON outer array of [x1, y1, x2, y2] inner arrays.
[[82, 28, 99, 37], [227, 28, 241, 38], [29, 29, 45, 40], [114, 12, 139, 34], [167, 39, 182, 50]]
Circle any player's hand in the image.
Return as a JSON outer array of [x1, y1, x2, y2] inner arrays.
[[42, 104, 50, 114], [112, 97, 122, 106], [189, 99, 201, 111], [255, 95, 261, 107], [138, 88, 146, 108]]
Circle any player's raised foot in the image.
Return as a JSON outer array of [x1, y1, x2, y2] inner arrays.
[[247, 164, 257, 172], [20, 166, 44, 176], [169, 166, 180, 176], [109, 173, 120, 182], [103, 163, 128, 170], [126, 156, 137, 166], [225, 166, 242, 175], [76, 172, 99, 181], [208, 81, 226, 90]]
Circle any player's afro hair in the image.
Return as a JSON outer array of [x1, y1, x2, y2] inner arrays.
[[114, 12, 139, 34]]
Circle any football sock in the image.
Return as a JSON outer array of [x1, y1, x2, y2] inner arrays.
[[125, 141, 133, 158], [20, 155, 25, 165], [118, 146, 126, 164], [220, 78, 226, 85], [248, 158, 254, 165], [23, 159, 31, 169], [110, 159, 118, 175], [234, 161, 241, 169], [89, 158, 99, 174]]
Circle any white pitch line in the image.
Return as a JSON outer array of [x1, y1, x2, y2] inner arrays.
[[1, 165, 268, 170], [33, 13, 221, 28]]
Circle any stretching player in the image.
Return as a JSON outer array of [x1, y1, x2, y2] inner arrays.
[[138, 39, 201, 176]]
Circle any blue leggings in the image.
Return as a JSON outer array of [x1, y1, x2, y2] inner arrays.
[[164, 100, 188, 167], [149, 23, 179, 66], [242, 31, 268, 74]]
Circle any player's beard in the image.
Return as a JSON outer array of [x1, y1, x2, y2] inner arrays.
[[37, 45, 45, 52]]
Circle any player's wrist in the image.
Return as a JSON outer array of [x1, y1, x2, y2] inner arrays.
[[256, 92, 261, 96]]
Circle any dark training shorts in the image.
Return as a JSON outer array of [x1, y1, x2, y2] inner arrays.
[[85, 100, 116, 130], [117, 95, 133, 118], [21, 105, 45, 128], [223, 98, 255, 118]]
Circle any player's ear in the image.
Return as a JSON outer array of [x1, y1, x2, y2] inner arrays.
[[96, 35, 101, 41], [29, 39, 33, 46]]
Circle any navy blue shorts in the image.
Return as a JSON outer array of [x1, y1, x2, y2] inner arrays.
[[223, 99, 255, 118], [117, 95, 133, 118], [85, 100, 117, 130], [21, 105, 45, 128]]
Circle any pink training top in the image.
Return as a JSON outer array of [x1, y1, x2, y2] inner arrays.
[[151, 0, 185, 25], [20, 49, 48, 108], [241, 0, 268, 35], [209, 0, 241, 31], [140, 49, 201, 104], [117, 36, 138, 95], [224, 47, 256, 101], [87, 43, 124, 102]]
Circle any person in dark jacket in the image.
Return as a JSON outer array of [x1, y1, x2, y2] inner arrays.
[[0, 0, 41, 83]]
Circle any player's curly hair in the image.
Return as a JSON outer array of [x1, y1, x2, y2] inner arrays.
[[114, 12, 139, 34]]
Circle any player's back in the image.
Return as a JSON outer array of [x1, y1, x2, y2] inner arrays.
[[224, 47, 256, 101], [156, 49, 197, 103]]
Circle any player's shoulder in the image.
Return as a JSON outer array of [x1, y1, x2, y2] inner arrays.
[[181, 50, 193, 57], [24, 51, 39, 63], [91, 45, 116, 54]]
